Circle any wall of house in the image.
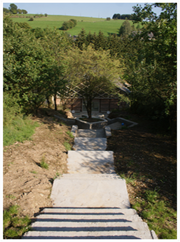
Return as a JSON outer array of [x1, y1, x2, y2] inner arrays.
[[53, 97, 128, 112]]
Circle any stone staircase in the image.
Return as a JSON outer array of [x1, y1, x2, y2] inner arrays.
[[23, 126, 158, 239]]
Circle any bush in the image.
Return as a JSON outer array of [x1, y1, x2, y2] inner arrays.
[[61, 19, 77, 30], [3, 205, 31, 239], [106, 17, 111, 21], [70, 19, 77, 26], [29, 17, 33, 21], [62, 21, 69, 30]]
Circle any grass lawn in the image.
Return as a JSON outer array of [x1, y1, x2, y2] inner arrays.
[[107, 110, 177, 239], [10, 14, 134, 36]]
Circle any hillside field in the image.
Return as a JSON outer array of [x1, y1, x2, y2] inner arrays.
[[11, 14, 133, 36]]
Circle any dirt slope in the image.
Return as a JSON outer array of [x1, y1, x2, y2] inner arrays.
[[3, 114, 73, 219]]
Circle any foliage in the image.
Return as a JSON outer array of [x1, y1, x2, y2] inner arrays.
[[3, 17, 70, 113], [29, 17, 34, 21], [118, 20, 133, 37], [38, 28, 71, 110], [112, 13, 136, 20], [3, 205, 31, 239], [66, 45, 124, 118], [61, 19, 77, 30], [3, 8, 10, 14], [9, 3, 18, 14], [122, 3, 177, 134], [15, 22, 31, 29]]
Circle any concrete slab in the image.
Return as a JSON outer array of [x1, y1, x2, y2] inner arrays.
[[105, 126, 111, 137], [71, 125, 78, 137], [73, 137, 107, 151], [67, 151, 114, 174], [51, 176, 130, 208], [107, 122, 122, 130], [77, 129, 106, 138]]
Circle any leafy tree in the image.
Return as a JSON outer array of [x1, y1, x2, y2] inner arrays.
[[3, 18, 52, 113], [75, 29, 87, 50], [66, 45, 124, 118], [112, 14, 120, 19], [21, 9, 28, 14], [124, 3, 177, 134], [9, 3, 17, 14], [17, 9, 22, 14], [3, 8, 10, 14], [39, 28, 71, 110], [70, 19, 77, 26], [119, 20, 132, 37], [15, 22, 31, 29]]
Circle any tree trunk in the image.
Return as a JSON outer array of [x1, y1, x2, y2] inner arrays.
[[87, 100, 92, 119], [54, 95, 57, 111], [46, 96, 51, 109]]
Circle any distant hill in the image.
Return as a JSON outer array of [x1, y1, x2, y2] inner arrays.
[[10, 14, 134, 36]]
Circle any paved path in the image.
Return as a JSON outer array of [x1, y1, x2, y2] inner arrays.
[[23, 126, 158, 239]]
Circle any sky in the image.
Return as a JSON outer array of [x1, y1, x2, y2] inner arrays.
[[3, 1, 163, 19]]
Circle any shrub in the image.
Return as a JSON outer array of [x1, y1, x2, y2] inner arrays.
[[3, 205, 31, 239], [29, 17, 33, 21], [106, 17, 111, 21], [70, 19, 77, 26]]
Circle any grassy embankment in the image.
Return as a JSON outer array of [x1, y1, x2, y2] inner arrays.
[[11, 14, 133, 36]]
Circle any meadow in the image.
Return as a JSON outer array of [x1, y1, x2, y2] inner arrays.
[[11, 14, 131, 36]]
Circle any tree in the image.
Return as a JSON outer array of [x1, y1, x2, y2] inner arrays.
[[9, 3, 17, 14], [39, 28, 71, 110], [22, 9, 28, 14], [112, 14, 120, 19], [119, 20, 132, 37], [65, 45, 124, 118], [3, 18, 53, 113], [3, 8, 10, 14], [75, 29, 87, 50], [123, 3, 177, 134]]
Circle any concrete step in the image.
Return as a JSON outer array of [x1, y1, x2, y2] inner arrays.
[[33, 213, 143, 222], [51, 176, 130, 208], [22, 208, 156, 239], [73, 137, 107, 151], [77, 129, 106, 138], [30, 221, 149, 231], [23, 230, 152, 239], [61, 174, 121, 180], [41, 208, 139, 215], [67, 150, 114, 174]]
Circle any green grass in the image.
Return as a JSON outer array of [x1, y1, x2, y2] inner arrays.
[[30, 170, 37, 174], [66, 130, 74, 138], [3, 116, 39, 147], [3, 205, 31, 239], [11, 14, 136, 36], [40, 156, 49, 169], [64, 141, 71, 151], [119, 173, 177, 239]]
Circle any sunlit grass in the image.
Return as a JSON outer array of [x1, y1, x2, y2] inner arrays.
[[3, 117, 39, 147], [3, 205, 31, 239]]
